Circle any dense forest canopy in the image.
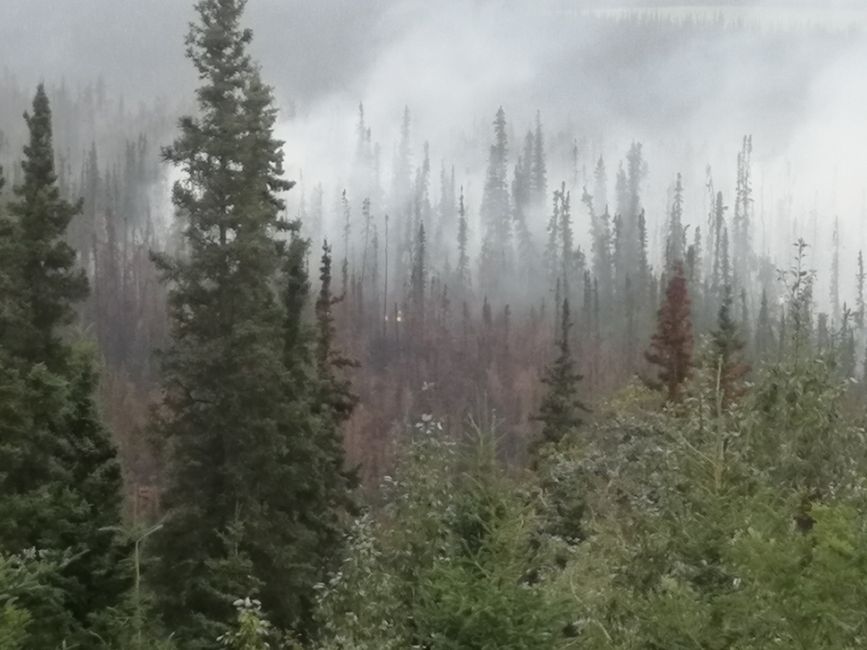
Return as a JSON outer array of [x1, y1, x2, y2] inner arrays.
[[2, 1, 867, 648]]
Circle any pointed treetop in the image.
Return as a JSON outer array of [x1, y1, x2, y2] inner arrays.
[[534, 298, 589, 452]]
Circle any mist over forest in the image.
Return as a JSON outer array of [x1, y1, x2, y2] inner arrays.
[[2, 1, 867, 648]]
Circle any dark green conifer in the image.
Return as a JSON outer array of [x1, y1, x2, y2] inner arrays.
[[149, 1, 351, 643], [856, 250, 864, 329], [0, 84, 126, 647], [456, 186, 470, 292], [534, 298, 588, 452], [315, 241, 359, 421], [4, 85, 88, 368], [710, 285, 750, 406]]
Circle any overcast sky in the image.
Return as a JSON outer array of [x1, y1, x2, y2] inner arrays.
[[1, 1, 865, 105], [3, 0, 867, 291]]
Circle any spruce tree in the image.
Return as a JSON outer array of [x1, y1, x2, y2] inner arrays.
[[512, 162, 536, 293], [360, 196, 373, 286], [558, 182, 574, 290], [856, 250, 864, 329], [310, 241, 358, 575], [517, 131, 533, 214], [545, 185, 561, 285], [585, 181, 613, 309], [0, 160, 14, 335], [315, 241, 359, 421], [0, 84, 126, 647], [340, 189, 350, 294], [530, 110, 547, 209], [456, 186, 470, 293], [665, 172, 685, 271], [831, 217, 840, 325], [410, 221, 427, 325], [710, 284, 750, 406], [710, 191, 727, 299], [149, 1, 350, 643], [479, 107, 511, 297], [534, 298, 588, 452], [4, 85, 88, 367], [645, 261, 694, 402], [614, 142, 647, 288], [732, 135, 753, 282]]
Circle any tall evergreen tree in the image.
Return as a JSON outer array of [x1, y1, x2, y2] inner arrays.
[[479, 107, 511, 298], [831, 217, 840, 325], [645, 261, 694, 402], [410, 220, 427, 326], [534, 298, 588, 453], [518, 130, 533, 214], [340, 189, 351, 295], [710, 284, 750, 406], [687, 226, 702, 289], [584, 185, 613, 308], [545, 185, 561, 285], [360, 197, 373, 286], [4, 85, 88, 367], [0, 84, 126, 647], [856, 250, 865, 329], [456, 186, 470, 293], [530, 110, 547, 209], [710, 190, 727, 299], [149, 2, 349, 643], [732, 135, 753, 284], [665, 172, 685, 271], [312, 241, 358, 510], [511, 160, 536, 292], [719, 223, 731, 294], [558, 182, 574, 291], [355, 102, 371, 166], [613, 142, 647, 288]]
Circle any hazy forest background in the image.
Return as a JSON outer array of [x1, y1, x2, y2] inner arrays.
[[2, 1, 867, 648]]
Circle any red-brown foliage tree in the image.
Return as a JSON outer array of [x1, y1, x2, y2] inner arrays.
[[645, 261, 694, 402]]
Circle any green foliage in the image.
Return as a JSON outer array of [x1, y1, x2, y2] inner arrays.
[[543, 351, 867, 648], [746, 356, 860, 492], [708, 284, 750, 405], [315, 418, 572, 649], [149, 1, 354, 644], [778, 238, 816, 361], [0, 84, 127, 648], [534, 298, 588, 453], [218, 598, 279, 650], [1, 84, 88, 370], [0, 21, 862, 650], [413, 472, 567, 650], [0, 550, 68, 650]]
